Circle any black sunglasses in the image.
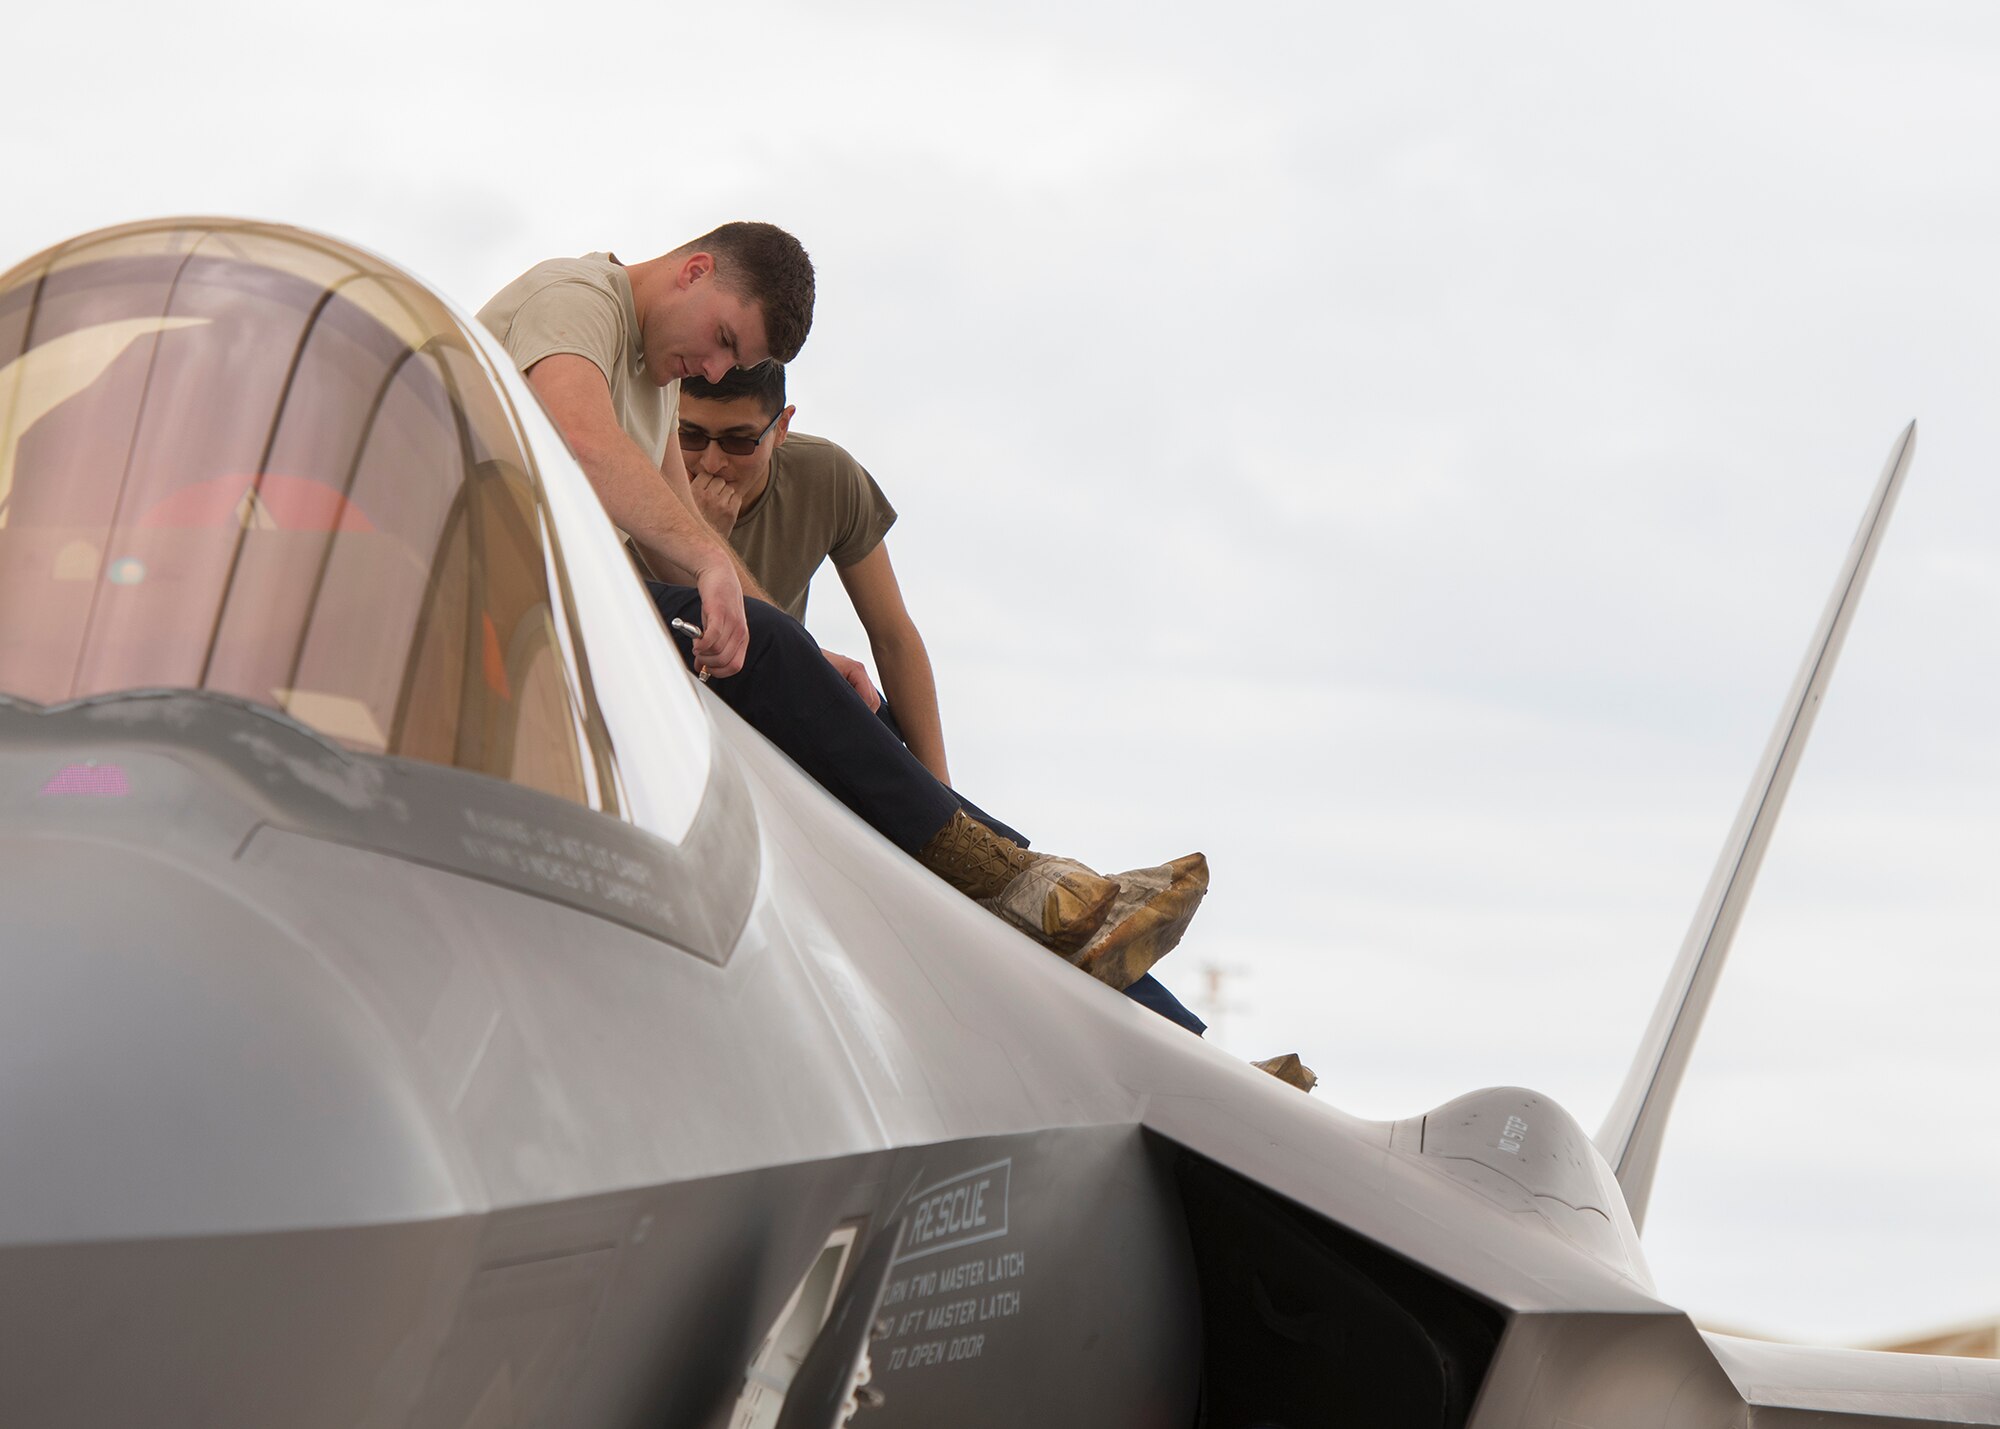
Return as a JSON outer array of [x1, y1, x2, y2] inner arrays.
[[677, 408, 783, 457]]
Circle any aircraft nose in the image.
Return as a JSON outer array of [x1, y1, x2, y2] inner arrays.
[[0, 834, 460, 1247]]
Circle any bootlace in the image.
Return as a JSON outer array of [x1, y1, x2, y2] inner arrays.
[[916, 810, 1032, 900]]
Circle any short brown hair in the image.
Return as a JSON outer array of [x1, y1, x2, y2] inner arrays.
[[685, 222, 815, 363]]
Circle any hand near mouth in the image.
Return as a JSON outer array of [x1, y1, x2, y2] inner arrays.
[[690, 472, 742, 537]]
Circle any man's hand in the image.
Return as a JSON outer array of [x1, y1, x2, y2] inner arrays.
[[692, 562, 750, 678], [820, 648, 882, 711], [689, 472, 742, 537]]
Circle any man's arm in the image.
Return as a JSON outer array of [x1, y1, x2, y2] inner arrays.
[[525, 354, 751, 676], [838, 542, 950, 785]]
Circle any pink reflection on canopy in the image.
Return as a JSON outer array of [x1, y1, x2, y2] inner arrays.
[[39, 762, 131, 798], [138, 472, 377, 531]]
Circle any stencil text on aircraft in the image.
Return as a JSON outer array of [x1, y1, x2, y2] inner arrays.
[[879, 1248, 1028, 1373], [880, 1159, 1025, 1376], [898, 1160, 1011, 1261]]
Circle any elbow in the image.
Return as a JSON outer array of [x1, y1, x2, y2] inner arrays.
[[868, 623, 930, 667]]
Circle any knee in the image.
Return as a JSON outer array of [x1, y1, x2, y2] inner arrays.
[[740, 597, 819, 673]]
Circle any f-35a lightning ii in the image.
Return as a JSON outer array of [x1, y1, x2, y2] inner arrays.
[[1, 219, 1994, 1428]]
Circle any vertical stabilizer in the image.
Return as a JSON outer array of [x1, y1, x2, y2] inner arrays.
[[1596, 423, 1918, 1233]]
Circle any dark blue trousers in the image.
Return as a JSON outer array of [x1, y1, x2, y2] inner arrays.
[[651, 584, 1206, 1037], [653, 584, 958, 853]]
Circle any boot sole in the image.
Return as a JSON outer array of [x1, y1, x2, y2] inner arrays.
[[1253, 1053, 1318, 1093], [1074, 853, 1208, 991]]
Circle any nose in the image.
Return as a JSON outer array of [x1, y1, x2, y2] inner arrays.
[[700, 354, 733, 383], [696, 441, 728, 475]]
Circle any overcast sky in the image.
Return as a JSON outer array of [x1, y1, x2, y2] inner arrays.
[[9, 0, 2000, 1348]]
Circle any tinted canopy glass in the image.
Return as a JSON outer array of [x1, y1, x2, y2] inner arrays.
[[0, 219, 621, 811]]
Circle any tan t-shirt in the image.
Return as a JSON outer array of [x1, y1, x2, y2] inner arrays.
[[729, 433, 896, 621], [476, 252, 679, 465]]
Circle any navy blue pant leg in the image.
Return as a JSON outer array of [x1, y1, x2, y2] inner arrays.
[[1122, 974, 1207, 1035], [875, 700, 1027, 846], [650, 585, 959, 853]]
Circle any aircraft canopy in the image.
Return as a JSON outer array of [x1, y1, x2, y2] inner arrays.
[[0, 219, 624, 813]]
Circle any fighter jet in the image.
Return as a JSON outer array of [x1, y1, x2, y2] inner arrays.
[[0, 218, 1994, 1429]]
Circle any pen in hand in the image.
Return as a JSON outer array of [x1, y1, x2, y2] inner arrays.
[[669, 618, 711, 683]]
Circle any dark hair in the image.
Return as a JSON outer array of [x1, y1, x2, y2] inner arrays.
[[682, 361, 787, 416], [684, 221, 815, 363]]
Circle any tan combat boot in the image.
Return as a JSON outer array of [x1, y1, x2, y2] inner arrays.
[[1070, 853, 1209, 991], [1252, 1053, 1318, 1093], [917, 810, 1120, 955]]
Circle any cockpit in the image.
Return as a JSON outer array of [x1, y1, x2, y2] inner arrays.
[[0, 218, 712, 842]]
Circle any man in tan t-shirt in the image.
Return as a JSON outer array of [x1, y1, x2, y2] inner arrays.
[[478, 229, 806, 677], [478, 225, 1214, 994], [677, 364, 948, 784], [676, 365, 1226, 1042]]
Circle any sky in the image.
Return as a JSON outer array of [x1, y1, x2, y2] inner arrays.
[[8, 0, 2000, 1348]]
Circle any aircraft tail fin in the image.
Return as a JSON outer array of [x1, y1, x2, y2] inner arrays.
[[1595, 422, 1918, 1233]]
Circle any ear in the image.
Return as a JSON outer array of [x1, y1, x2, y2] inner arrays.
[[677, 251, 714, 288], [772, 404, 796, 447]]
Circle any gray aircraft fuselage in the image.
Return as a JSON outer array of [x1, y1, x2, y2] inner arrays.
[[1, 219, 1995, 1429]]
